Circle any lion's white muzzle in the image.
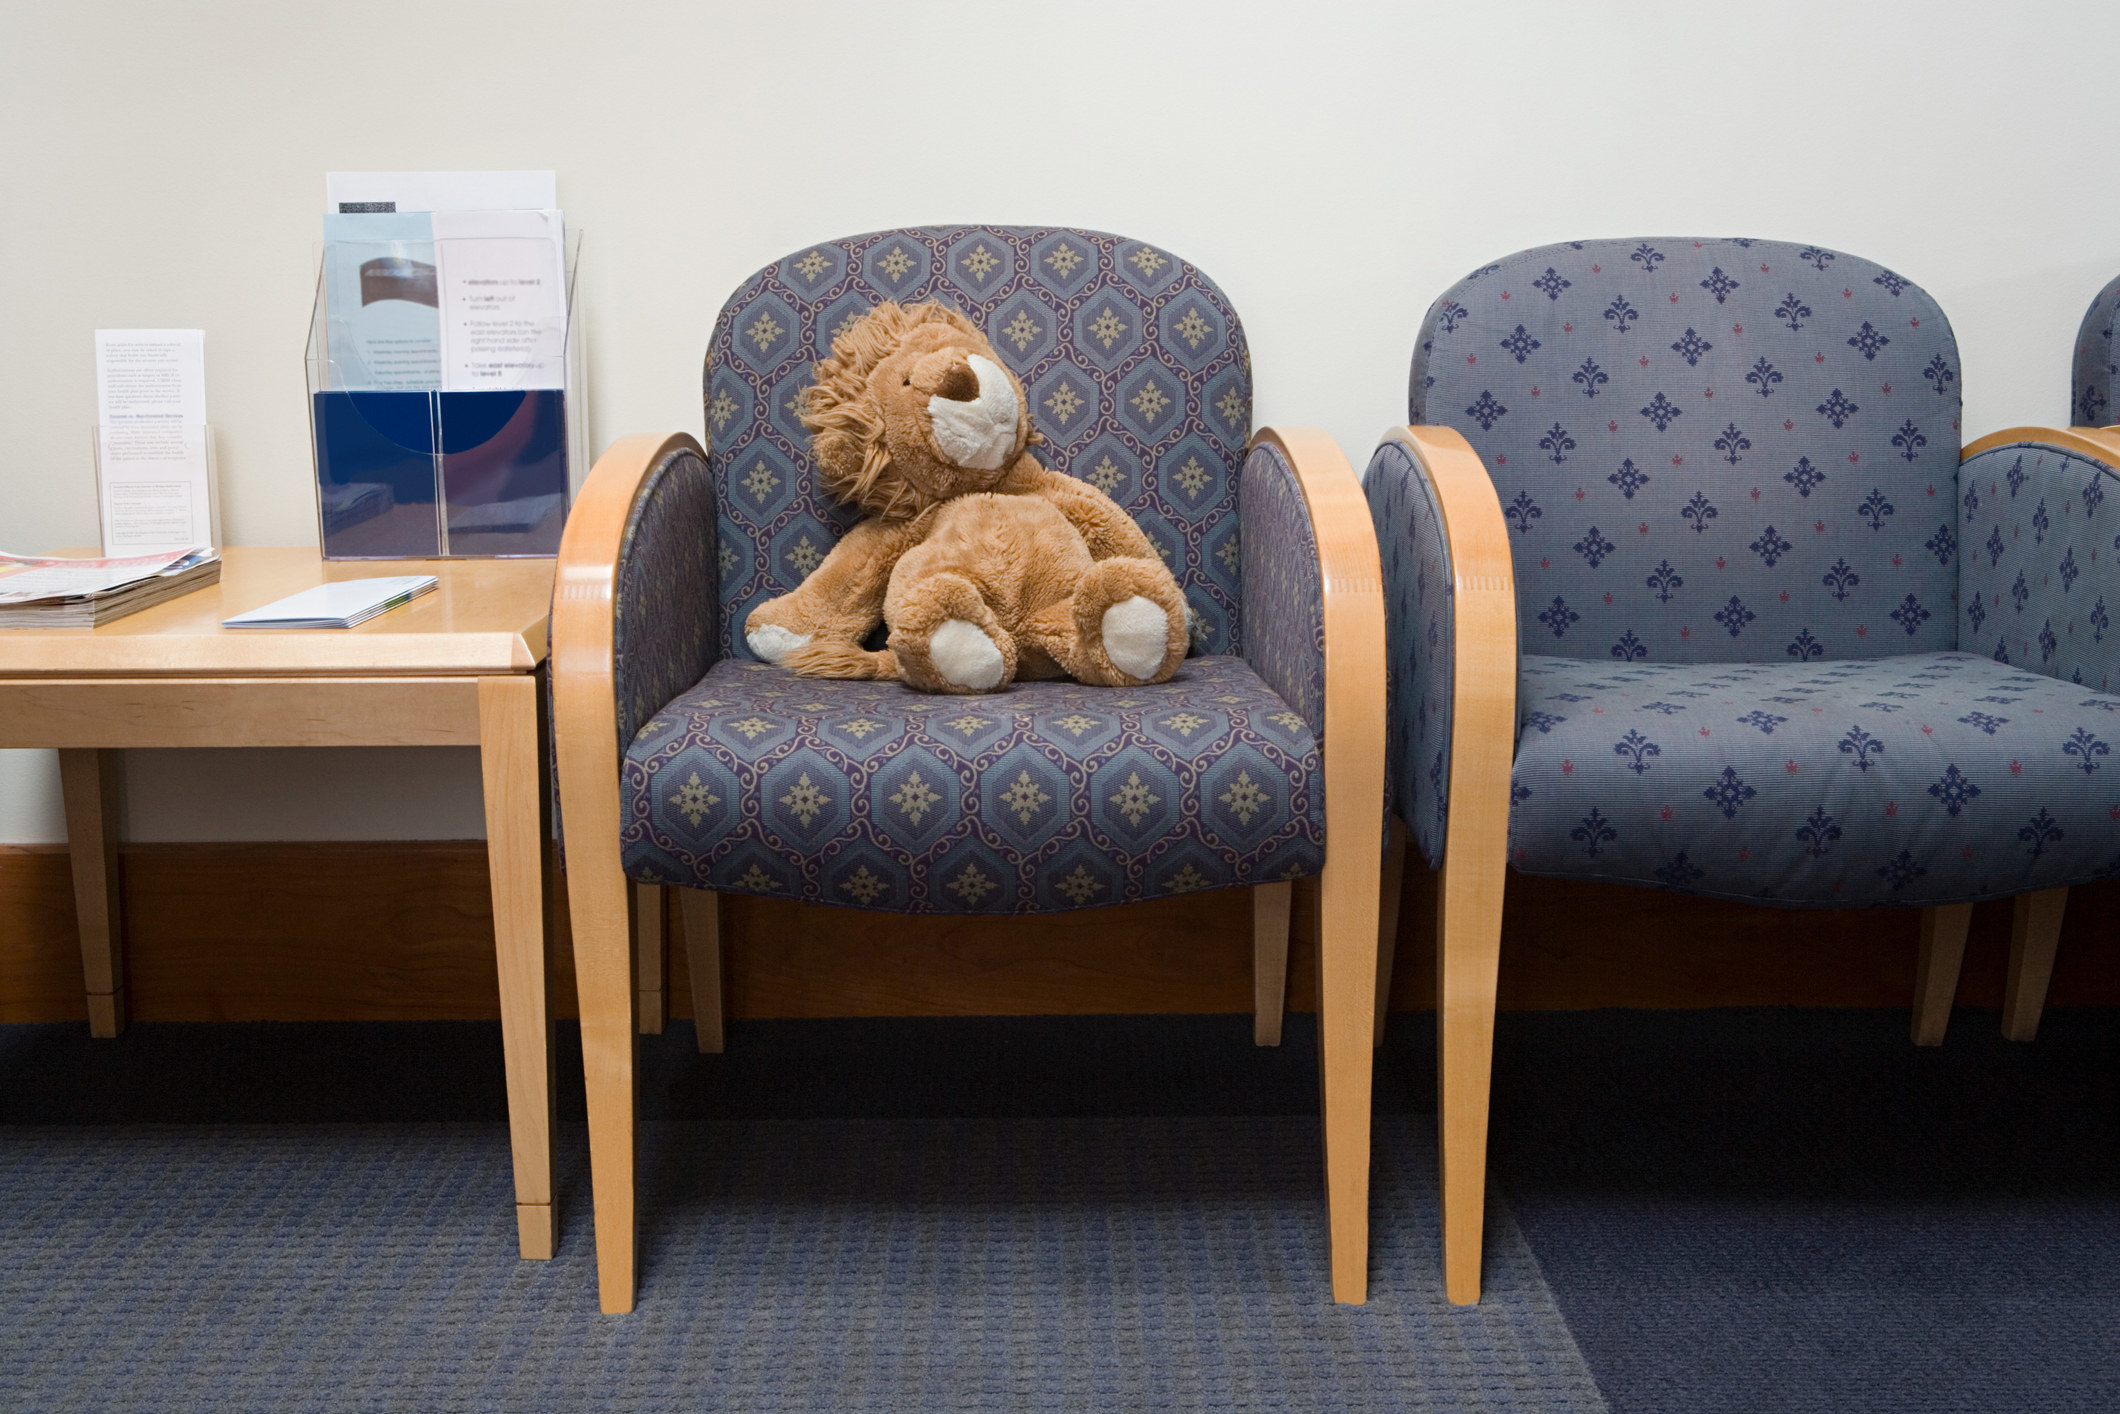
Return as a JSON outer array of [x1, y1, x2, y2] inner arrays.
[[927, 355, 1019, 471]]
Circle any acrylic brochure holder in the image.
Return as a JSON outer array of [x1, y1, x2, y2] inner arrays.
[[304, 229, 585, 559]]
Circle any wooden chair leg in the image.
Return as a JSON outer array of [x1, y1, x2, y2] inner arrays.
[[1437, 832, 1506, 1306], [1374, 816, 1408, 1048], [1910, 903, 1973, 1046], [634, 882, 667, 1035], [478, 675, 558, 1260], [1251, 882, 1292, 1046], [1316, 839, 1381, 1305], [678, 887, 725, 1054], [2002, 887, 2068, 1042], [57, 748, 126, 1037]]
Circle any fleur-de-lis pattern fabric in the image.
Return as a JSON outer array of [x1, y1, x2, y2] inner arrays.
[[1365, 437, 1459, 869], [1957, 442, 2120, 695], [2075, 275, 2119, 428], [1378, 236, 2120, 906], [1508, 652, 2120, 907], [1238, 443, 1326, 733], [1411, 239, 1962, 666], [703, 229, 1251, 663], [618, 656, 1324, 913]]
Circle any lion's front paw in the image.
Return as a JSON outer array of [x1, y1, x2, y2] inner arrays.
[[1100, 597, 1170, 681], [929, 618, 1007, 690], [746, 623, 812, 664]]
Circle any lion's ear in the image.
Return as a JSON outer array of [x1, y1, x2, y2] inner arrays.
[[922, 302, 985, 343]]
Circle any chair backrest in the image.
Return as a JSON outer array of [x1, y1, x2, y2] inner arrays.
[[1411, 238, 1962, 664], [703, 228, 1251, 661], [2076, 274, 2119, 427]]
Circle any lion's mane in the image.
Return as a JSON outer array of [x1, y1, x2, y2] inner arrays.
[[800, 300, 986, 520]]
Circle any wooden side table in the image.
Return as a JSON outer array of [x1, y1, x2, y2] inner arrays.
[[0, 546, 561, 1259]]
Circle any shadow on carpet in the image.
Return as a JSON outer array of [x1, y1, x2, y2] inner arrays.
[[1471, 1008, 2120, 1414], [0, 1115, 1603, 1413]]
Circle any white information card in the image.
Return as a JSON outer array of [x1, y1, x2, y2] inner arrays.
[[93, 329, 216, 554], [432, 209, 568, 391]]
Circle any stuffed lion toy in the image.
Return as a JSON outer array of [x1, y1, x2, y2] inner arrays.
[[743, 301, 1191, 695]]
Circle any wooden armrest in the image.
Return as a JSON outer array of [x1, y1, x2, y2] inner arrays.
[[1378, 425, 1516, 857], [553, 432, 705, 843], [2068, 425, 2120, 463], [1964, 426, 2120, 469]]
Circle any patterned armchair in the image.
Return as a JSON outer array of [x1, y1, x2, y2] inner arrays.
[[552, 228, 1384, 1313], [2073, 272, 2118, 430], [1364, 237, 2120, 1304]]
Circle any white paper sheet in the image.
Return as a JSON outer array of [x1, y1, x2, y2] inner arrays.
[[432, 209, 568, 392], [93, 330, 215, 554], [325, 171, 555, 214]]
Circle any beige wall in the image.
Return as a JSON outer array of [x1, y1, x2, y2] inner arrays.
[[2, 0, 2113, 841]]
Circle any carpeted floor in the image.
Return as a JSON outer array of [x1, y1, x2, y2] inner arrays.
[[1, 1008, 2114, 1411], [0, 1115, 1600, 1412], [1479, 1009, 2120, 1414]]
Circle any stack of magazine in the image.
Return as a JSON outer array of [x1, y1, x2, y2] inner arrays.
[[0, 548, 221, 628]]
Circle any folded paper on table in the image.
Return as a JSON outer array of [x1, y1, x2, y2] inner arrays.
[[221, 575, 438, 629]]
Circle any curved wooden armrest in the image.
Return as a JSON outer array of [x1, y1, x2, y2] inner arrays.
[[1378, 425, 1515, 1307], [1963, 426, 2120, 470], [2067, 424, 2120, 463], [1249, 424, 1383, 1305], [552, 432, 706, 839]]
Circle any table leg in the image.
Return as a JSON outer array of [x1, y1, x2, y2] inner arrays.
[[478, 673, 557, 1260], [58, 749, 125, 1037]]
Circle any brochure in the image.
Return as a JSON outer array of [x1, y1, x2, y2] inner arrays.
[[323, 210, 566, 392], [221, 575, 437, 629], [94, 330, 216, 554], [322, 212, 443, 391]]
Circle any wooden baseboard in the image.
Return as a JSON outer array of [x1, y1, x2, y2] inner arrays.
[[1, 842, 2113, 1024]]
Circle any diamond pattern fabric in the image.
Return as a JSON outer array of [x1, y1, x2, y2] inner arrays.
[[704, 229, 1251, 663], [620, 655, 1324, 913], [1510, 652, 2120, 907], [1411, 238, 1962, 666], [1238, 443, 1325, 733], [611, 444, 721, 746]]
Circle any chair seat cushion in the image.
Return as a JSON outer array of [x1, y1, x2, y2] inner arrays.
[[1511, 652, 2120, 907], [621, 655, 1324, 913]]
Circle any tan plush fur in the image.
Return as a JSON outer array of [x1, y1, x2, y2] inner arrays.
[[743, 301, 1189, 695]]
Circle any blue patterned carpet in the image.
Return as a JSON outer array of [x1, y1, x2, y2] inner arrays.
[[0, 1114, 1600, 1412], [3, 1008, 2114, 1411]]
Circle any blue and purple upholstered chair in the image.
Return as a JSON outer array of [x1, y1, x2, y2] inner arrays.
[[552, 228, 1384, 1313], [2073, 272, 2118, 432], [1364, 238, 2120, 1304]]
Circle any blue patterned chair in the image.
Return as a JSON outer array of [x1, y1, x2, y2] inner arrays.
[[552, 228, 1385, 1313], [2073, 272, 2119, 431], [1365, 237, 2120, 1304]]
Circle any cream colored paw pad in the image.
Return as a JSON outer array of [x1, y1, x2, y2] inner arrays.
[[746, 624, 812, 664], [930, 618, 1005, 690], [1101, 596, 1169, 681]]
